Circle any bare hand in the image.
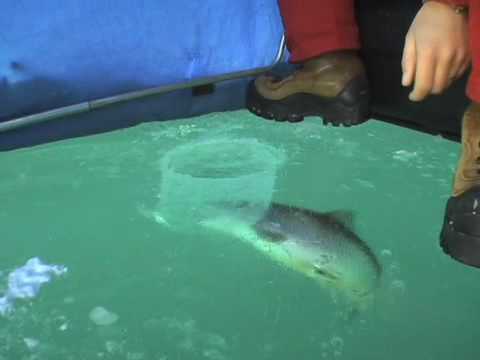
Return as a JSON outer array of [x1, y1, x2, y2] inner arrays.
[[402, 1, 470, 101]]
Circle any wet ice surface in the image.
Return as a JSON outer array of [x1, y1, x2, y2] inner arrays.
[[89, 306, 119, 326], [0, 110, 478, 360]]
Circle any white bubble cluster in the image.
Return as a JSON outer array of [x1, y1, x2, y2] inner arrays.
[[0, 257, 68, 316]]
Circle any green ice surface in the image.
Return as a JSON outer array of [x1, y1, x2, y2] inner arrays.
[[1, 110, 478, 360]]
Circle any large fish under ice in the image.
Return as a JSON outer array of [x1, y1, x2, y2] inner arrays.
[[200, 202, 382, 306]]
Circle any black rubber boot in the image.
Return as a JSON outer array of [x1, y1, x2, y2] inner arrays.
[[440, 186, 480, 268], [246, 51, 370, 126], [440, 103, 480, 269]]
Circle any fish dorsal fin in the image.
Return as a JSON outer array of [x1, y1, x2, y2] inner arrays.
[[325, 210, 355, 230]]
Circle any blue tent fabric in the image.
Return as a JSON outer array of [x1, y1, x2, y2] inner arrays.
[[0, 78, 253, 150], [1, 0, 284, 122]]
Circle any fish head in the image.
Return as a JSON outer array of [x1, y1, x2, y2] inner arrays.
[[304, 248, 379, 301], [311, 263, 377, 304]]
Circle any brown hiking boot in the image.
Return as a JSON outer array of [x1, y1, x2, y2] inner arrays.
[[441, 103, 480, 268], [453, 103, 480, 196], [246, 50, 370, 126]]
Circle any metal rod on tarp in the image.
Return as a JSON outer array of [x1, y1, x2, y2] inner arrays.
[[0, 36, 286, 133]]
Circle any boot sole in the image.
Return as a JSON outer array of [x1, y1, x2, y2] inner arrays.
[[246, 75, 370, 126], [440, 186, 480, 268]]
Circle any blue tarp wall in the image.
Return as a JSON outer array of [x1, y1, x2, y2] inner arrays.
[[0, 0, 285, 149]]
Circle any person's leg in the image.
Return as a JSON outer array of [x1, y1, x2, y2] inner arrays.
[[441, 0, 480, 268], [451, 0, 480, 196], [247, 0, 369, 126], [279, 0, 360, 63]]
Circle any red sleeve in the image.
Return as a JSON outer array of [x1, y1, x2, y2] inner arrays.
[[448, 0, 469, 5], [423, 0, 469, 7]]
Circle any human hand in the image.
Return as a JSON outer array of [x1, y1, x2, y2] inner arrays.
[[401, 1, 470, 101]]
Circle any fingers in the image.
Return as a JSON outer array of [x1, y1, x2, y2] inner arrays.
[[402, 30, 469, 101], [409, 49, 436, 101], [402, 34, 416, 87], [456, 60, 470, 79], [451, 52, 471, 80], [432, 50, 455, 94], [408, 48, 465, 100]]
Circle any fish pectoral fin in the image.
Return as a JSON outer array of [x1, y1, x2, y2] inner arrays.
[[254, 224, 288, 243], [325, 210, 355, 230], [313, 265, 340, 281]]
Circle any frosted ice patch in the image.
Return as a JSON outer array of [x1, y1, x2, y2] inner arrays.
[[63, 296, 75, 304], [390, 279, 407, 294], [0, 296, 12, 315], [137, 204, 171, 227], [23, 337, 40, 350], [153, 212, 170, 226], [204, 333, 228, 350], [354, 179, 375, 189], [202, 348, 226, 360], [319, 335, 345, 359], [158, 316, 229, 358], [380, 249, 393, 257], [178, 337, 194, 351], [126, 352, 144, 360], [89, 306, 119, 326], [105, 340, 124, 354], [393, 150, 418, 162], [0, 257, 68, 316], [330, 336, 344, 349]]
